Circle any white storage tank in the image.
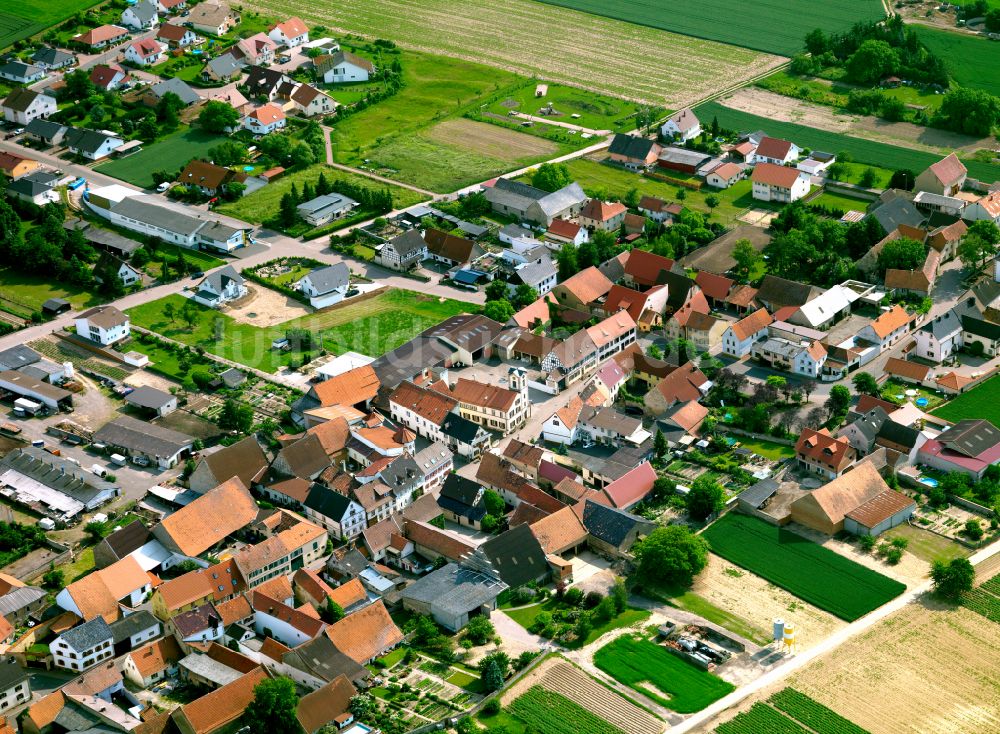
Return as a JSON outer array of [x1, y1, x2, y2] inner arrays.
[[63, 362, 75, 380], [773, 618, 785, 641]]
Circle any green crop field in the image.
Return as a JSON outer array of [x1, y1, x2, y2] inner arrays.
[[216, 164, 429, 223], [695, 101, 1000, 184], [96, 127, 226, 189], [769, 688, 871, 734], [931, 375, 1000, 425], [0, 0, 100, 49], [914, 26, 1000, 98], [530, 0, 884, 56], [702, 514, 905, 621], [508, 687, 624, 734], [716, 703, 811, 734], [961, 572, 1000, 624], [127, 288, 475, 371], [593, 635, 735, 713]]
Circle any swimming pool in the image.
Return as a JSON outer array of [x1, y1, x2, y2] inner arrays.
[[915, 397, 929, 407], [917, 476, 939, 488]]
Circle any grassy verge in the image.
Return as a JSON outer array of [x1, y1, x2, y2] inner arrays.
[[95, 127, 226, 189]]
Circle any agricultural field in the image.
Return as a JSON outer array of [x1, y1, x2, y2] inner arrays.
[[507, 687, 624, 734], [256, 0, 782, 106], [593, 634, 735, 713], [500, 658, 662, 734], [95, 127, 225, 189], [768, 688, 870, 734], [679, 554, 843, 649], [367, 119, 573, 192], [215, 164, 429, 224], [914, 26, 1000, 98], [696, 100, 1000, 184], [702, 514, 906, 621], [962, 571, 1000, 624], [0, 0, 100, 49], [530, 0, 885, 56], [932, 375, 1000, 425], [126, 288, 475, 371], [482, 82, 661, 133]]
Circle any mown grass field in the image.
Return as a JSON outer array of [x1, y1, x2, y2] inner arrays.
[[808, 191, 874, 214], [96, 127, 225, 189], [914, 26, 1000, 98], [696, 100, 1000, 183], [0, 269, 103, 313], [530, 0, 884, 56], [508, 687, 624, 734], [216, 164, 429, 223], [931, 375, 1000, 425], [594, 635, 735, 713], [369, 119, 575, 192], [703, 514, 906, 621], [256, 0, 779, 106], [0, 0, 101, 49], [483, 82, 660, 133], [127, 288, 475, 370]]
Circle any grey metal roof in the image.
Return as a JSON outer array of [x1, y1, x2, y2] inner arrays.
[[379, 454, 420, 492], [125, 385, 175, 410], [150, 77, 200, 106], [282, 634, 367, 683], [515, 260, 555, 289], [871, 197, 925, 234], [178, 652, 242, 687], [537, 182, 586, 217], [608, 133, 656, 160], [303, 263, 349, 295], [737, 478, 779, 509], [0, 585, 45, 619], [59, 617, 113, 652], [920, 302, 977, 339], [371, 336, 453, 390], [658, 146, 711, 167], [0, 345, 41, 371], [129, 0, 158, 23], [108, 610, 160, 644], [296, 192, 357, 216], [207, 52, 241, 78], [110, 197, 205, 236], [93, 415, 194, 457], [387, 228, 426, 257], [0, 447, 117, 504], [198, 220, 243, 242], [0, 61, 42, 79], [400, 562, 505, 615]]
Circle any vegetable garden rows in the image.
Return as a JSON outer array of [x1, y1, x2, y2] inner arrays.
[[961, 572, 1000, 624], [508, 686, 624, 734]]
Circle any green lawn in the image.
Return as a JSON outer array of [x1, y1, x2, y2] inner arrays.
[[504, 599, 558, 629], [578, 608, 650, 647], [126, 288, 475, 371], [530, 0, 884, 56], [703, 514, 906, 621], [881, 378, 945, 411], [0, 269, 103, 314], [696, 100, 1000, 184], [593, 634, 735, 713], [730, 437, 796, 461], [330, 49, 522, 167], [215, 164, 429, 224], [931, 374, 1000, 424], [141, 244, 225, 282], [482, 81, 660, 132], [656, 588, 771, 645], [0, 0, 101, 49], [881, 524, 969, 565], [915, 26, 1000, 98], [808, 191, 873, 215], [96, 127, 226, 189]]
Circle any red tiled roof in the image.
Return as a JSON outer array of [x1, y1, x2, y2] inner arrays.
[[602, 462, 657, 509], [730, 307, 772, 341], [751, 162, 801, 188]]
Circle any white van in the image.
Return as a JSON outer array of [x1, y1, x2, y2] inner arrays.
[[110, 454, 127, 467], [91, 464, 108, 478]]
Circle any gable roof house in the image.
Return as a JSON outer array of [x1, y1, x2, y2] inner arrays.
[[918, 418, 1000, 480], [1, 88, 56, 126], [580, 499, 655, 557], [722, 307, 773, 357], [92, 415, 192, 469], [796, 428, 857, 479], [754, 275, 821, 312], [193, 265, 247, 307], [789, 461, 913, 535], [642, 361, 710, 416], [317, 51, 374, 84], [579, 199, 628, 232], [63, 127, 124, 160], [551, 266, 614, 311], [915, 152, 967, 197], [55, 556, 152, 623], [0, 61, 45, 84], [885, 248, 940, 296], [376, 229, 427, 271], [268, 16, 310, 47], [484, 178, 587, 226], [751, 162, 809, 202], [177, 160, 247, 194], [298, 263, 350, 309], [424, 228, 481, 267], [72, 24, 129, 49], [187, 439, 267, 501], [660, 108, 701, 142], [157, 22, 199, 47], [857, 304, 913, 352], [289, 83, 338, 117], [124, 38, 166, 66], [188, 0, 240, 36], [608, 134, 660, 170], [302, 484, 367, 540], [121, 0, 159, 29], [152, 478, 258, 557], [243, 103, 286, 135], [31, 46, 76, 70], [751, 136, 800, 165]]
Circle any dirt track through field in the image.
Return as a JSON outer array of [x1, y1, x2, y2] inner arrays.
[[257, 0, 783, 106], [425, 119, 558, 160]]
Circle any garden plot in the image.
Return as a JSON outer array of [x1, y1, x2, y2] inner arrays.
[[221, 285, 311, 327], [502, 657, 661, 734], [425, 118, 559, 160]]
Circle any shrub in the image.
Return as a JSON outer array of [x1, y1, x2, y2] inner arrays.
[[482, 699, 501, 716]]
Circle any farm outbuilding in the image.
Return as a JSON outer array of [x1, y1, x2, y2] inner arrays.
[[843, 490, 916, 537]]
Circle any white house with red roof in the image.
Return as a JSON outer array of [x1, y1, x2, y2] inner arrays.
[[963, 190, 1000, 226], [660, 108, 701, 142], [124, 39, 165, 67], [918, 419, 1000, 480], [89, 64, 129, 91], [156, 23, 199, 47], [915, 153, 967, 197], [705, 161, 744, 189], [751, 163, 809, 203], [268, 17, 309, 47], [579, 199, 627, 231], [243, 104, 286, 135], [73, 25, 129, 49], [156, 0, 187, 14], [602, 461, 657, 510], [546, 218, 588, 245], [751, 136, 800, 165]]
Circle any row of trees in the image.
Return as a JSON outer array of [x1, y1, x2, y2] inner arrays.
[[278, 172, 394, 229]]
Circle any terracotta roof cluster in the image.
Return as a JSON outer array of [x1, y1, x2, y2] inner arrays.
[[155, 478, 258, 557], [127, 637, 182, 679], [884, 357, 929, 382], [312, 365, 380, 407], [270, 16, 308, 37], [444, 377, 519, 412], [729, 307, 773, 341], [529, 506, 587, 554], [796, 428, 854, 470], [866, 304, 911, 339], [581, 199, 627, 223], [324, 600, 402, 664], [751, 162, 801, 188], [389, 380, 457, 422], [547, 218, 583, 239], [556, 266, 614, 306], [156, 558, 245, 612], [62, 556, 149, 622], [178, 667, 268, 734]]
